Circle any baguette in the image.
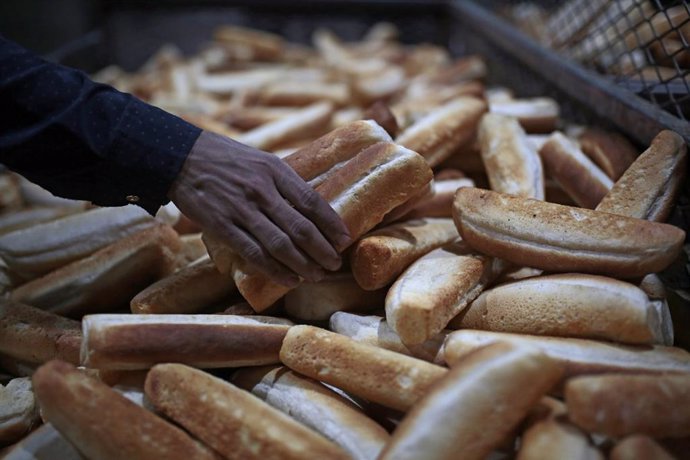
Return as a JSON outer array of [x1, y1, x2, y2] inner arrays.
[[145, 363, 350, 459], [0, 205, 154, 280], [350, 218, 458, 290], [33, 360, 218, 460], [379, 343, 563, 460], [452, 187, 685, 278], [385, 240, 505, 345], [443, 329, 690, 378], [0, 301, 81, 366], [404, 177, 475, 219], [0, 377, 39, 445], [577, 128, 637, 180], [396, 97, 487, 167], [11, 223, 181, 317], [257, 81, 349, 106], [208, 142, 433, 311], [478, 113, 544, 199], [539, 132, 613, 208], [284, 272, 387, 320], [279, 325, 447, 411], [450, 273, 672, 345], [489, 98, 559, 133], [0, 207, 81, 236], [329, 312, 447, 364], [233, 365, 390, 460], [517, 418, 603, 460], [236, 101, 334, 150], [81, 314, 292, 370], [130, 256, 237, 314], [565, 374, 690, 438], [596, 130, 687, 222], [609, 436, 675, 460]]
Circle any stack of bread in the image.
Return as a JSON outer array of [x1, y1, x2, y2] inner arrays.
[[1, 23, 689, 460]]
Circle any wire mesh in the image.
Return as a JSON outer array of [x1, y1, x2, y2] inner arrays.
[[498, 0, 690, 121]]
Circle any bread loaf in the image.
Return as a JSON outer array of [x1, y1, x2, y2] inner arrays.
[[565, 374, 690, 438], [443, 329, 690, 378], [450, 273, 673, 345], [517, 418, 603, 460], [233, 365, 390, 460], [280, 325, 447, 411], [403, 177, 475, 219], [350, 218, 458, 290], [489, 98, 559, 133], [145, 363, 350, 459], [0, 377, 39, 445], [33, 360, 218, 460], [609, 435, 675, 460], [452, 187, 685, 278], [577, 127, 638, 180], [81, 313, 291, 370], [379, 343, 563, 460]]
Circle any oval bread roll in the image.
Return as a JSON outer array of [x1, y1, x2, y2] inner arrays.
[[450, 273, 673, 345], [577, 127, 637, 180], [379, 343, 563, 460], [517, 418, 603, 460], [452, 187, 685, 278]]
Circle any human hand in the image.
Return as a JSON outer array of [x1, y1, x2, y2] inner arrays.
[[168, 131, 351, 287]]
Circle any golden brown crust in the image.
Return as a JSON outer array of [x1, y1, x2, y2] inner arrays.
[[396, 97, 487, 167], [565, 374, 690, 438], [577, 128, 638, 180], [489, 98, 559, 133], [11, 224, 181, 317], [81, 314, 291, 370], [379, 343, 563, 460], [279, 325, 447, 411], [130, 258, 236, 314], [0, 301, 81, 365], [350, 218, 458, 290], [517, 418, 603, 460], [385, 241, 504, 345], [596, 130, 687, 222], [539, 132, 613, 209], [232, 365, 390, 460], [443, 329, 690, 378], [33, 360, 218, 460], [450, 273, 667, 345], [452, 187, 685, 278], [145, 363, 350, 460]]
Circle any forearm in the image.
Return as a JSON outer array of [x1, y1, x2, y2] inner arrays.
[[0, 36, 201, 213]]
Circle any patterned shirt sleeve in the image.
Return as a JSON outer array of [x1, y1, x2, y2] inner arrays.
[[0, 35, 201, 214]]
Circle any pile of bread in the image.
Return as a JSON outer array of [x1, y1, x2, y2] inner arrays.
[[1, 23, 689, 460]]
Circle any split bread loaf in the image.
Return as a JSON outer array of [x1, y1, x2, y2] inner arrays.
[[452, 187, 685, 278], [565, 374, 690, 438], [450, 273, 673, 345], [11, 223, 181, 318], [395, 97, 487, 167], [0, 301, 81, 366], [539, 132, 613, 209], [443, 329, 690, 379], [403, 177, 475, 219], [477, 112, 544, 199], [0, 205, 154, 280], [596, 130, 687, 222], [329, 312, 447, 364], [576, 127, 638, 180], [350, 217, 458, 290], [32, 360, 219, 460], [206, 141, 432, 311], [81, 314, 292, 370], [145, 363, 351, 460], [284, 272, 387, 320], [130, 256, 236, 314], [280, 325, 447, 411], [386, 240, 506, 346], [379, 343, 563, 460], [489, 97, 559, 133], [232, 365, 390, 460], [0, 206, 81, 236]]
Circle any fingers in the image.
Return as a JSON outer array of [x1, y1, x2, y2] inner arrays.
[[216, 224, 300, 288], [275, 168, 352, 251], [247, 213, 327, 283], [263, 191, 342, 272]]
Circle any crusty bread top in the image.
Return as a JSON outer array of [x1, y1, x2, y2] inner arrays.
[[283, 120, 391, 180], [577, 127, 638, 180], [596, 130, 687, 222]]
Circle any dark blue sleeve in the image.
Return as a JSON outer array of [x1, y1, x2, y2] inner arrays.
[[0, 36, 202, 214]]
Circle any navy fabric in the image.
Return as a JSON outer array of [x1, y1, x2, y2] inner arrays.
[[0, 36, 201, 214]]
